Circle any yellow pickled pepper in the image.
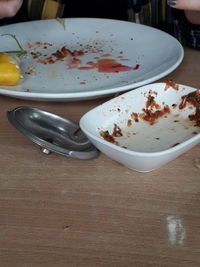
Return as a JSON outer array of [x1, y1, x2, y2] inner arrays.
[[0, 53, 22, 86]]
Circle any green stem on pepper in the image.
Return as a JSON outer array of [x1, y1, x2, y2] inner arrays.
[[1, 34, 27, 56]]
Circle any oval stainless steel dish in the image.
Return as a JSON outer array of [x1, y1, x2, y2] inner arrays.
[[7, 106, 98, 159]]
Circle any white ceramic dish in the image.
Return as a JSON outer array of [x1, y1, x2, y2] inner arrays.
[[80, 83, 200, 172], [0, 18, 183, 101]]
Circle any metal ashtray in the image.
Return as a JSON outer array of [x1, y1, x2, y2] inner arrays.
[[7, 106, 98, 159]]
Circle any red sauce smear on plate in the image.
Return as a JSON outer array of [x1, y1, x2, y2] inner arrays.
[[29, 44, 140, 74], [79, 59, 139, 73]]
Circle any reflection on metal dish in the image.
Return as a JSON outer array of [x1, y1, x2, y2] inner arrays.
[[7, 106, 98, 159]]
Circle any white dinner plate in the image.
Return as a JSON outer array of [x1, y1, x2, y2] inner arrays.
[[0, 18, 184, 101]]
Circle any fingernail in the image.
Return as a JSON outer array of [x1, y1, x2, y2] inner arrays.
[[167, 0, 177, 6]]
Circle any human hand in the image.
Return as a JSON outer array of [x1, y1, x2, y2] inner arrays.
[[168, 0, 200, 25], [0, 0, 23, 19], [167, 0, 200, 10]]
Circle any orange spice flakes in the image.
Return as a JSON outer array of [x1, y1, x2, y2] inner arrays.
[[99, 130, 120, 146], [164, 80, 179, 91], [127, 119, 132, 127], [129, 89, 171, 125], [179, 90, 200, 126], [112, 123, 123, 137], [131, 112, 139, 122], [27, 41, 53, 49], [140, 105, 170, 125], [144, 89, 158, 97], [138, 89, 171, 125], [99, 123, 123, 145], [37, 46, 84, 65], [146, 94, 160, 110]]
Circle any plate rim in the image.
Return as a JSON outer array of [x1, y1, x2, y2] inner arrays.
[[0, 18, 184, 101]]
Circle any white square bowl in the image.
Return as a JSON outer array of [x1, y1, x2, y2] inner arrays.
[[79, 83, 200, 172]]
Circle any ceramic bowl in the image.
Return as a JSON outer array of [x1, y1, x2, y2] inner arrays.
[[80, 83, 200, 172]]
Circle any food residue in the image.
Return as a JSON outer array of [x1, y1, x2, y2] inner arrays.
[[179, 90, 200, 126], [164, 80, 179, 91], [138, 90, 170, 125], [79, 59, 139, 73], [99, 87, 200, 147], [26, 42, 140, 74], [112, 124, 123, 137], [140, 105, 170, 125], [100, 130, 120, 146]]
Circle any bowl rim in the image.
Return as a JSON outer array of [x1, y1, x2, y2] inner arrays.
[[79, 82, 200, 157]]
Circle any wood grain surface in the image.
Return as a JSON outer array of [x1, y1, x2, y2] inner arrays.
[[0, 47, 200, 267]]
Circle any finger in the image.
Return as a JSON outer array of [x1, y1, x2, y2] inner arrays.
[[167, 0, 200, 11], [0, 0, 23, 18]]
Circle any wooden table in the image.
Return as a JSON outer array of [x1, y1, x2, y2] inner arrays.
[[0, 47, 200, 267]]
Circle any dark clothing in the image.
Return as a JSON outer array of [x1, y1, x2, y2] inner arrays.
[[1, 0, 200, 49]]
